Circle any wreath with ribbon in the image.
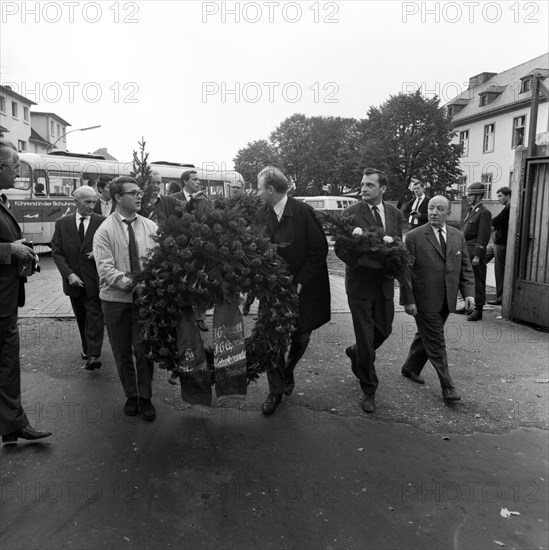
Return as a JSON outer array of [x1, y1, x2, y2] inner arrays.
[[136, 193, 299, 383]]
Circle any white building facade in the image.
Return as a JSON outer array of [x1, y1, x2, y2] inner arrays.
[[0, 85, 36, 152]]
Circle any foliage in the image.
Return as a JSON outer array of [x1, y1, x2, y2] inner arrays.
[[320, 211, 412, 280], [136, 196, 299, 383], [130, 137, 152, 189], [233, 140, 281, 188]]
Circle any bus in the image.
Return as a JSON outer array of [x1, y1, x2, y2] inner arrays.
[[5, 152, 246, 244]]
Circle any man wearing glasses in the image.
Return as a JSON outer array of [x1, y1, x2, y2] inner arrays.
[[93, 177, 159, 421]]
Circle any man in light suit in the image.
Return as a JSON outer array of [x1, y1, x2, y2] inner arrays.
[[335, 168, 404, 414], [52, 186, 106, 369], [400, 196, 475, 402], [0, 138, 51, 443]]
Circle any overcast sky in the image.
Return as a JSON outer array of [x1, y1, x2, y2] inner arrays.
[[1, 1, 548, 170]]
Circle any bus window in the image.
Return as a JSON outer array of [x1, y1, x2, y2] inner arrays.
[[206, 180, 225, 198], [307, 200, 325, 209], [13, 161, 32, 190], [48, 170, 80, 196]]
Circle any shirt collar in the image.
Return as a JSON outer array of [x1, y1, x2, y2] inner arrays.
[[273, 194, 288, 217]]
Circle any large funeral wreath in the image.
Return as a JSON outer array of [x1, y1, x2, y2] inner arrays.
[[136, 193, 299, 383]]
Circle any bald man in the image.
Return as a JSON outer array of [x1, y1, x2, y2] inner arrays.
[[52, 186, 106, 369]]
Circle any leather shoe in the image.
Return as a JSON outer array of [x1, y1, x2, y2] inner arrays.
[[81, 352, 89, 360], [401, 367, 425, 384], [361, 395, 376, 413], [442, 388, 461, 402], [284, 370, 295, 396], [85, 356, 102, 370], [2, 426, 52, 443], [123, 397, 139, 416], [196, 320, 209, 332], [455, 307, 472, 315], [466, 310, 483, 322], [487, 300, 502, 305], [345, 346, 358, 376], [262, 393, 282, 416], [140, 399, 156, 421]]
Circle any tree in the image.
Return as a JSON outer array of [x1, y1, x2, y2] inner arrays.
[[130, 137, 152, 190], [360, 91, 462, 201], [233, 140, 280, 188]]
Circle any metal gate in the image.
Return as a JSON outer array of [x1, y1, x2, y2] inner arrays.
[[512, 156, 549, 327]]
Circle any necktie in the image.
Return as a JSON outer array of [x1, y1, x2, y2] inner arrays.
[[123, 218, 140, 273], [78, 217, 86, 241], [438, 228, 447, 259], [372, 205, 384, 229]]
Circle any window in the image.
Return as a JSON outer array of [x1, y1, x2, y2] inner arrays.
[[481, 173, 493, 198], [520, 78, 532, 93], [458, 175, 467, 198], [0, 95, 5, 112], [480, 95, 488, 107], [23, 106, 29, 122], [51, 121, 55, 135], [13, 161, 32, 190], [11, 101, 18, 118], [459, 130, 469, 157], [17, 140, 26, 152], [57, 124, 60, 136], [483, 123, 495, 153], [48, 170, 80, 196], [512, 115, 526, 148]]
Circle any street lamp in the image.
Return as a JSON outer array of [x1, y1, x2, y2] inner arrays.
[[48, 125, 101, 152]]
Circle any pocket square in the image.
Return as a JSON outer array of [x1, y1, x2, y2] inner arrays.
[[456, 251, 461, 256]]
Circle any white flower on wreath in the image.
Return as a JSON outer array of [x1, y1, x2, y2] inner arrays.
[[383, 236, 394, 244], [352, 227, 363, 236]]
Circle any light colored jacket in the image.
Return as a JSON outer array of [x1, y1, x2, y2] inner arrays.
[[92, 211, 158, 303]]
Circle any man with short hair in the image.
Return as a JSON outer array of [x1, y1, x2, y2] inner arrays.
[[93, 176, 113, 216], [52, 186, 105, 369], [167, 181, 182, 195], [401, 196, 475, 402], [486, 186, 511, 305], [404, 181, 428, 227], [93, 177, 158, 421], [0, 139, 52, 443], [456, 182, 492, 321], [336, 168, 404, 414], [256, 166, 331, 415]]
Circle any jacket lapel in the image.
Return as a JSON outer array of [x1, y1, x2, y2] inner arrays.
[[360, 202, 375, 228], [81, 214, 99, 248], [0, 197, 22, 238], [67, 214, 81, 244], [424, 225, 445, 260], [262, 204, 278, 236], [383, 203, 395, 235]]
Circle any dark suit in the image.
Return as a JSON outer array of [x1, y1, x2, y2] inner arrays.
[[149, 194, 184, 226], [0, 195, 29, 435], [256, 198, 331, 394], [51, 213, 106, 357], [93, 198, 113, 216], [400, 224, 475, 388], [462, 203, 491, 310], [404, 195, 429, 227], [486, 204, 510, 302], [335, 201, 403, 396]]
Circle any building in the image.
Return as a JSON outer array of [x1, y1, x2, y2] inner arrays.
[[446, 53, 549, 199], [30, 112, 72, 153], [0, 84, 36, 152]]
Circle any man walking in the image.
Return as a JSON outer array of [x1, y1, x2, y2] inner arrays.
[[456, 182, 491, 321], [0, 139, 51, 443], [93, 176, 158, 421], [404, 180, 429, 228], [335, 168, 403, 414], [401, 196, 475, 402], [51, 186, 105, 369], [256, 166, 330, 415], [486, 187, 511, 305]]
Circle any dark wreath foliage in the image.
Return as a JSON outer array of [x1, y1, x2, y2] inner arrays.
[[135, 194, 299, 383], [319, 211, 412, 280]]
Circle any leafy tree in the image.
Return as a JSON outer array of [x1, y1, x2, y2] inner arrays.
[[233, 140, 280, 188], [131, 137, 152, 190], [360, 91, 462, 201]]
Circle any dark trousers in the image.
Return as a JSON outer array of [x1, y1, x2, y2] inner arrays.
[[0, 316, 29, 435], [266, 331, 311, 394], [486, 244, 506, 301], [70, 294, 104, 357], [102, 301, 154, 400], [348, 294, 394, 396], [468, 244, 487, 309], [402, 306, 455, 390]]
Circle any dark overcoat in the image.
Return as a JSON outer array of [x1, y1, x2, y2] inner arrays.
[[255, 197, 331, 333]]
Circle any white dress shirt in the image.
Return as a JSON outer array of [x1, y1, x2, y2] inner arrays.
[[409, 195, 425, 225], [430, 224, 447, 247], [273, 194, 288, 221], [368, 202, 386, 230], [75, 214, 90, 236]]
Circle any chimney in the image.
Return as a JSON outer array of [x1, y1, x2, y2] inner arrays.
[[468, 72, 497, 89]]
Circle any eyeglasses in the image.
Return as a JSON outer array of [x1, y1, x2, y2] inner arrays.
[[120, 190, 144, 197]]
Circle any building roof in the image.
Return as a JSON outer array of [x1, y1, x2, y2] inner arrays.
[[92, 148, 118, 161], [0, 85, 37, 106], [0, 125, 9, 133], [29, 127, 53, 146], [446, 53, 549, 124], [31, 111, 72, 127]]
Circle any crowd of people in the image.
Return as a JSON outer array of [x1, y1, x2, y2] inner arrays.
[[0, 137, 510, 443]]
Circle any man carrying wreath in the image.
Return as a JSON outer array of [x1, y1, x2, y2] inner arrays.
[[335, 168, 404, 414]]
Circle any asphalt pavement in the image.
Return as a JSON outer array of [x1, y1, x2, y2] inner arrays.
[[1, 256, 547, 550]]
